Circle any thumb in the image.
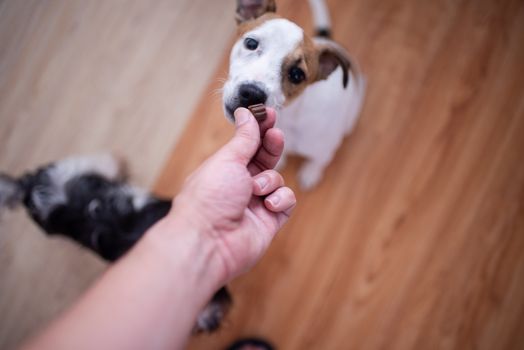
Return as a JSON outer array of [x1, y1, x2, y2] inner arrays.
[[220, 108, 260, 165]]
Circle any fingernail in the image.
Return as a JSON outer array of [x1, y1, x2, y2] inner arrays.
[[267, 194, 280, 206], [235, 109, 250, 126], [255, 176, 268, 190]]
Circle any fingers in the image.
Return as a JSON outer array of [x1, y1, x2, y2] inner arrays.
[[219, 108, 261, 165], [264, 187, 296, 215], [221, 107, 283, 173], [250, 169, 296, 230], [257, 107, 277, 137], [253, 170, 284, 196], [253, 169, 296, 218], [248, 128, 284, 175]]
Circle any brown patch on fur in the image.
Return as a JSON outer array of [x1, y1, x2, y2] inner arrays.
[[237, 13, 281, 36], [236, 0, 277, 24], [281, 35, 320, 103], [315, 40, 352, 88], [233, 5, 353, 103]]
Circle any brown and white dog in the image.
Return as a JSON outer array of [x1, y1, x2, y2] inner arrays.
[[223, 0, 366, 190]]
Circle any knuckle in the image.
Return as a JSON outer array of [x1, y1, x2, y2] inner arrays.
[[268, 169, 283, 180], [282, 187, 296, 202]]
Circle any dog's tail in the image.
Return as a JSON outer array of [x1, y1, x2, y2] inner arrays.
[[0, 173, 25, 213], [308, 0, 332, 38]]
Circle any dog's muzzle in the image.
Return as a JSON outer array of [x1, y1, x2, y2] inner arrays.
[[225, 83, 268, 120], [238, 83, 267, 107]]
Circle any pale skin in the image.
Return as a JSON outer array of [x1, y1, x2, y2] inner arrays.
[[23, 107, 296, 350]]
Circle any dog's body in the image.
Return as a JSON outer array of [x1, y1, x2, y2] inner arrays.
[[0, 154, 231, 333], [278, 59, 366, 188], [224, 0, 366, 190]]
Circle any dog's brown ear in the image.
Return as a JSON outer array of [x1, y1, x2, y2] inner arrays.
[[315, 39, 351, 88], [236, 0, 277, 23]]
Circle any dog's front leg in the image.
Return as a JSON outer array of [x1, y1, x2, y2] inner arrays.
[[298, 159, 326, 191], [298, 156, 332, 191], [193, 287, 232, 333]]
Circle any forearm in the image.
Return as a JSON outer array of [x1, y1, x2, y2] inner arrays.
[[24, 216, 223, 350]]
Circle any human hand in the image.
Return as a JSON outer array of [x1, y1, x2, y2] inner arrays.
[[171, 107, 296, 284]]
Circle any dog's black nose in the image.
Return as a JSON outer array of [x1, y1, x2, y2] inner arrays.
[[238, 84, 267, 107]]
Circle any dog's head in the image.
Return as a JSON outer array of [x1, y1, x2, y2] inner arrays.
[[223, 0, 351, 121]]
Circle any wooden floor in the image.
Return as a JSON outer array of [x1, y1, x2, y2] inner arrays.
[[0, 1, 233, 349], [156, 0, 524, 349]]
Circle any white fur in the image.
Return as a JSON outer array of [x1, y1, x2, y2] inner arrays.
[[194, 299, 226, 332], [308, 0, 331, 30], [278, 62, 366, 189], [225, 17, 366, 190], [223, 19, 304, 119], [32, 154, 123, 219], [47, 154, 121, 188], [123, 185, 153, 211]]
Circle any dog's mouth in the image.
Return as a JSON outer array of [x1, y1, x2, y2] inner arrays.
[[224, 82, 269, 122]]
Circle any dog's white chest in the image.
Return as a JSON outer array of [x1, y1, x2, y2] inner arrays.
[[277, 67, 362, 159]]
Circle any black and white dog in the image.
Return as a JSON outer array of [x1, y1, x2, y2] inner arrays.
[[0, 154, 231, 333]]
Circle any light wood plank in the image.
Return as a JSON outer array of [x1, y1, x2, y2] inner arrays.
[[0, 1, 233, 348], [156, 0, 524, 349]]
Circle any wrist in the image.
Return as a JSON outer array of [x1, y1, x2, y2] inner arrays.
[[141, 214, 227, 294]]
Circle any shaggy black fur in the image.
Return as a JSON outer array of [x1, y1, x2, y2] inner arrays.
[[1, 160, 231, 333]]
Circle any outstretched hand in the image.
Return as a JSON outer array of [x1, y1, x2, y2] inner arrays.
[[22, 107, 296, 350], [172, 107, 296, 283]]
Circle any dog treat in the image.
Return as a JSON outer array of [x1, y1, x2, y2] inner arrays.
[[248, 104, 267, 122]]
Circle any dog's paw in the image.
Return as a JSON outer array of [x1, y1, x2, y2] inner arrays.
[[298, 162, 325, 191], [193, 287, 232, 333]]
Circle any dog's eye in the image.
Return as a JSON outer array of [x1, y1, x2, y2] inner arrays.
[[244, 38, 259, 51], [288, 66, 306, 85]]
